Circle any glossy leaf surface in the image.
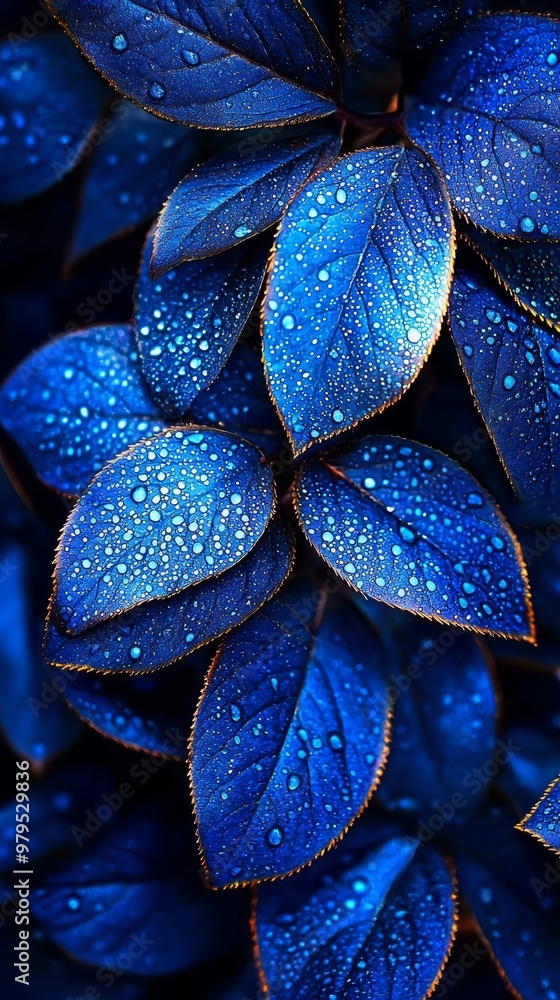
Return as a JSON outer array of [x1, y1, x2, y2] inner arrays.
[[191, 584, 390, 886], [263, 146, 454, 454], [0, 33, 108, 204], [407, 14, 560, 237], [466, 226, 560, 333], [30, 809, 248, 974], [256, 826, 456, 1000], [46, 517, 292, 672], [365, 609, 498, 821], [454, 803, 560, 1000], [450, 269, 560, 505], [54, 427, 275, 633], [72, 100, 198, 260], [519, 776, 560, 855], [0, 325, 167, 496], [152, 128, 341, 272], [295, 435, 533, 638], [49, 0, 338, 128], [188, 343, 284, 457], [135, 230, 268, 417]]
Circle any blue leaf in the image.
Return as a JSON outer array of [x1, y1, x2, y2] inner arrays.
[[152, 127, 341, 273], [0, 33, 108, 204], [359, 607, 498, 822], [294, 435, 533, 638], [450, 268, 560, 505], [190, 583, 391, 886], [0, 324, 167, 496], [50, 650, 210, 760], [406, 14, 560, 238], [54, 426, 276, 633], [72, 99, 199, 260], [30, 809, 248, 974], [135, 229, 268, 417], [519, 776, 560, 856], [454, 803, 560, 1000], [465, 225, 560, 333], [49, 0, 338, 128], [263, 146, 454, 454], [0, 543, 80, 765], [46, 516, 293, 672], [255, 823, 456, 1000], [188, 343, 284, 457]]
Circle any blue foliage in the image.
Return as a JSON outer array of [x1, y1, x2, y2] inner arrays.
[[0, 325, 167, 496], [48, 655, 206, 760], [263, 146, 454, 453], [1, 3, 560, 997], [54, 427, 276, 632], [46, 516, 293, 672], [295, 435, 532, 637], [465, 225, 560, 333], [30, 808, 249, 974], [135, 228, 268, 416], [407, 14, 560, 237], [72, 100, 199, 260], [255, 821, 456, 1000], [450, 268, 560, 506], [358, 605, 498, 822], [49, 0, 338, 127], [152, 126, 341, 271], [0, 33, 108, 203], [520, 776, 560, 855], [191, 583, 390, 885]]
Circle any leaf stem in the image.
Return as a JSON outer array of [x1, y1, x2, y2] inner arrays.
[[335, 108, 404, 132]]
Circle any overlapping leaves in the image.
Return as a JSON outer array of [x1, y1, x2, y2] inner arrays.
[[190, 583, 391, 885], [255, 821, 457, 1000], [450, 268, 560, 506], [54, 427, 276, 632], [48, 0, 338, 127], [407, 14, 560, 237], [3, 4, 560, 999], [295, 435, 533, 637], [152, 126, 341, 272], [47, 516, 293, 672], [0, 325, 167, 496]]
